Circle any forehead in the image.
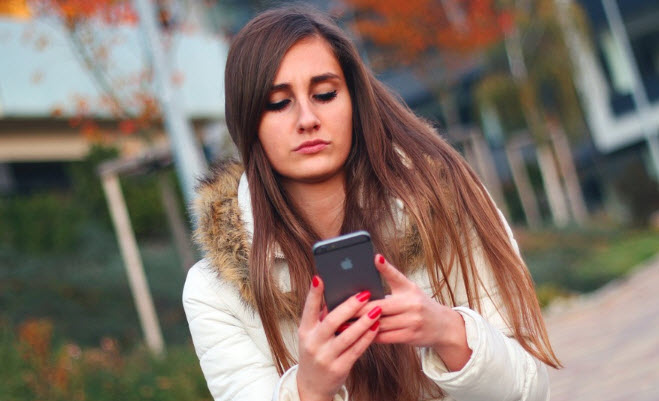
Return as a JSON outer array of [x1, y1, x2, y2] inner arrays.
[[273, 36, 344, 83]]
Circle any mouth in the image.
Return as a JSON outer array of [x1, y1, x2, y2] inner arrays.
[[294, 139, 330, 154]]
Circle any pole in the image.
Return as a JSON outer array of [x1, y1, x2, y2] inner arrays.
[[601, 0, 659, 180], [537, 144, 570, 227], [505, 138, 542, 229], [470, 131, 510, 219], [133, 0, 208, 204], [549, 125, 589, 225], [101, 173, 165, 357]]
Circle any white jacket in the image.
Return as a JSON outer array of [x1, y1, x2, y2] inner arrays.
[[183, 162, 550, 401]]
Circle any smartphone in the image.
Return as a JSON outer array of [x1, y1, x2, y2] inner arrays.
[[312, 230, 385, 311]]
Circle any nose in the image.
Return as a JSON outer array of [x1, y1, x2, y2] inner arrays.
[[296, 100, 320, 134]]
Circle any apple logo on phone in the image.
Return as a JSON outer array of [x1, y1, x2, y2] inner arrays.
[[340, 257, 353, 270]]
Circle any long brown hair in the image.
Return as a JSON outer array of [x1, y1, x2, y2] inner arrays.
[[224, 5, 560, 401]]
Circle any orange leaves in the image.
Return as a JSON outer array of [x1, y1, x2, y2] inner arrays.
[[14, 318, 127, 399], [348, 0, 512, 60], [119, 119, 137, 135], [24, 0, 162, 145], [28, 0, 137, 26], [0, 0, 32, 19], [18, 318, 54, 364]]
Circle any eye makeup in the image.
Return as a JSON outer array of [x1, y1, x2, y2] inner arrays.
[[265, 90, 338, 112]]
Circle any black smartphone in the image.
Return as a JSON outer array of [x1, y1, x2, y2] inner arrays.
[[312, 230, 385, 311]]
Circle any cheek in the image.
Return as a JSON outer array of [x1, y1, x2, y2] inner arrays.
[[257, 119, 284, 164], [332, 103, 353, 148]]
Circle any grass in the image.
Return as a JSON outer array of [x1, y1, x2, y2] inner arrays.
[[516, 224, 659, 306], [0, 223, 193, 348]]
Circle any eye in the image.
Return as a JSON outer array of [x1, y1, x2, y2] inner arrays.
[[265, 99, 291, 112], [314, 90, 337, 103]]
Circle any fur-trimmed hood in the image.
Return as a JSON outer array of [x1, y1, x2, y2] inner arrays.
[[193, 160, 255, 308], [192, 160, 424, 312]]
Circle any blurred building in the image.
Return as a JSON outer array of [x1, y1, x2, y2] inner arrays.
[[574, 0, 659, 153], [0, 6, 228, 194], [570, 0, 659, 221]]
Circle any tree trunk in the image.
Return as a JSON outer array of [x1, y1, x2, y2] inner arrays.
[[470, 131, 510, 218], [549, 125, 589, 225], [505, 139, 542, 229], [536, 143, 570, 227]]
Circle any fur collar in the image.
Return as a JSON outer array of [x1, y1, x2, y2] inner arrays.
[[193, 160, 255, 308], [193, 160, 424, 312]]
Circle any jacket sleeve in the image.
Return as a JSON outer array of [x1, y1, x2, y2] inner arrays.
[[183, 260, 279, 400], [183, 261, 349, 401], [419, 210, 550, 401]]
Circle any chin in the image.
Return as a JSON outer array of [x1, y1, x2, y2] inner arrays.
[[283, 164, 344, 184]]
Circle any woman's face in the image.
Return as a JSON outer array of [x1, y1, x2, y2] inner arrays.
[[258, 36, 353, 184]]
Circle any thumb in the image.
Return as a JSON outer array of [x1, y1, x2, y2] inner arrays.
[[300, 275, 324, 330], [374, 254, 409, 291]]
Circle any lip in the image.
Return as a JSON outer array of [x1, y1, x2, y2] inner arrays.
[[294, 139, 330, 154]]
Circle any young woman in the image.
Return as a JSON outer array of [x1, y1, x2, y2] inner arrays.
[[183, 5, 560, 401]]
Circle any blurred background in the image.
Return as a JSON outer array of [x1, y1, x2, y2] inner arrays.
[[0, 0, 658, 400]]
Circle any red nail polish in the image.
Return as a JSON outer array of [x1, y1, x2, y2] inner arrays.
[[368, 306, 382, 319], [356, 291, 371, 302], [337, 323, 350, 333], [378, 255, 385, 264], [370, 321, 380, 331], [312, 276, 320, 288]]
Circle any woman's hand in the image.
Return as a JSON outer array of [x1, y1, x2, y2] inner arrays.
[[364, 255, 472, 372], [296, 276, 381, 401]]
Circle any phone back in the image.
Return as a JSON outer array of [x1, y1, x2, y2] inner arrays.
[[313, 232, 385, 311]]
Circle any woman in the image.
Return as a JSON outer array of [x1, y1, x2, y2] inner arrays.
[[183, 5, 560, 401]]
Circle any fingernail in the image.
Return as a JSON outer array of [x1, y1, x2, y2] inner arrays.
[[337, 323, 350, 333], [378, 255, 385, 264], [369, 321, 380, 331], [356, 291, 371, 302], [368, 306, 382, 319], [312, 276, 320, 287]]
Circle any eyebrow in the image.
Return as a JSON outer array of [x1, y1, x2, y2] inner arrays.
[[270, 72, 341, 92]]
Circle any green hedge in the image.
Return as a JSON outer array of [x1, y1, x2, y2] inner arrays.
[[0, 145, 187, 254], [520, 225, 659, 302], [0, 192, 84, 253]]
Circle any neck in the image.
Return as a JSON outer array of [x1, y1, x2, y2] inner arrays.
[[282, 172, 346, 240]]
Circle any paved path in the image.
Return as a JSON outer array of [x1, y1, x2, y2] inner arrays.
[[545, 254, 659, 401]]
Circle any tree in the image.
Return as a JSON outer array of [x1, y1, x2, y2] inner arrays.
[[346, 0, 590, 226], [22, 0, 204, 354], [0, 0, 32, 19], [26, 0, 165, 143], [348, 0, 511, 58]]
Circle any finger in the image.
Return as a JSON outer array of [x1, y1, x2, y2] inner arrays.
[[374, 328, 411, 344], [333, 305, 381, 353], [374, 254, 410, 291], [317, 290, 372, 338], [299, 275, 324, 331], [319, 304, 328, 322], [335, 318, 380, 367], [376, 313, 420, 332], [354, 296, 409, 318]]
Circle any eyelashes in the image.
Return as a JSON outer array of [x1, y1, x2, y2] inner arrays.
[[265, 99, 290, 111], [265, 90, 338, 112], [314, 90, 337, 102]]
